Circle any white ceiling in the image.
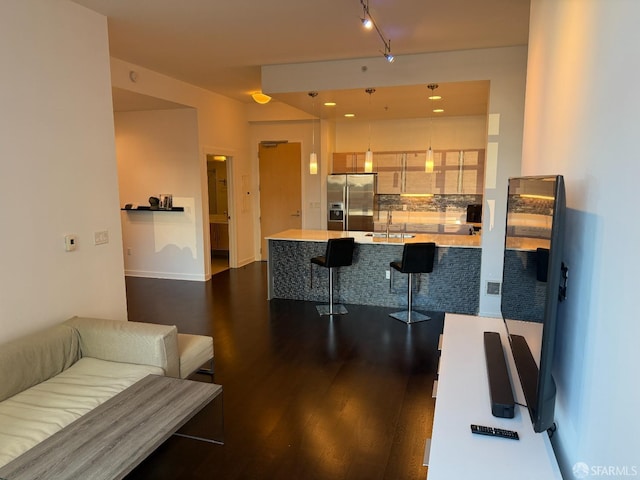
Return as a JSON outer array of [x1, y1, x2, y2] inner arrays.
[[73, 0, 530, 116]]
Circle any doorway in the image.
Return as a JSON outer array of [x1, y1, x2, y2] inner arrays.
[[207, 155, 230, 275], [258, 142, 302, 258]]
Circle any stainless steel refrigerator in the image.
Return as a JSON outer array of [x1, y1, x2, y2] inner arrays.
[[327, 174, 377, 231]]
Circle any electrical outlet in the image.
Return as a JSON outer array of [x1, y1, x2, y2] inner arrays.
[[94, 230, 109, 245], [385, 270, 391, 280], [487, 281, 501, 295]]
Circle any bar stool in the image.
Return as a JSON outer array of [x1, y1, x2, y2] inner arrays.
[[389, 242, 436, 324], [310, 237, 355, 316]]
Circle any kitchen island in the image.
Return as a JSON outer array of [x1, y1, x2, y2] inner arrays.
[[266, 229, 481, 314]]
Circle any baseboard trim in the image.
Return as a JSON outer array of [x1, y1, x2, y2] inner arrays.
[[125, 270, 207, 282]]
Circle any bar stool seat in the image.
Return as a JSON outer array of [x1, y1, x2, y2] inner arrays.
[[389, 242, 436, 324], [311, 237, 355, 316]]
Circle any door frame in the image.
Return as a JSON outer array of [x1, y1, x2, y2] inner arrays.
[[203, 147, 237, 272], [254, 139, 304, 261]]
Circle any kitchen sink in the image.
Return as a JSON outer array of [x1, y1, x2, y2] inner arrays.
[[366, 233, 415, 239]]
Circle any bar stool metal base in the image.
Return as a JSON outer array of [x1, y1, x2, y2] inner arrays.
[[316, 304, 348, 316], [389, 310, 430, 324], [315, 265, 348, 316], [389, 270, 431, 324]]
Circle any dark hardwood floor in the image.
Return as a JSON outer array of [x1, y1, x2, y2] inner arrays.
[[125, 262, 442, 480]]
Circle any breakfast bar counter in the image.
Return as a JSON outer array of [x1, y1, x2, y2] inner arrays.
[[266, 229, 482, 314]]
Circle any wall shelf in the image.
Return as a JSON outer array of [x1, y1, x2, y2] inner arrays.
[[121, 206, 184, 212]]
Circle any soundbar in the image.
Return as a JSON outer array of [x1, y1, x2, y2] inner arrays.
[[483, 331, 515, 418]]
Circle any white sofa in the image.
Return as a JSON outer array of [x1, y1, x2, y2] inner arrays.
[[0, 316, 213, 468]]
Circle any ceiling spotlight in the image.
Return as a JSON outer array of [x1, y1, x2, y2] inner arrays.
[[360, 0, 373, 29], [359, 0, 394, 63]]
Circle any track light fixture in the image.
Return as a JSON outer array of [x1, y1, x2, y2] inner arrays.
[[359, 0, 394, 63]]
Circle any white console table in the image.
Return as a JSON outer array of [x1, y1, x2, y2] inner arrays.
[[427, 313, 562, 479]]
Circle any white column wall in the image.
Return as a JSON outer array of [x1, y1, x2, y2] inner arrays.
[[0, 0, 127, 342], [524, 0, 640, 475], [116, 109, 204, 280]]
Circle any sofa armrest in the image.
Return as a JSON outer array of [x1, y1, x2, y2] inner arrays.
[[64, 316, 180, 378]]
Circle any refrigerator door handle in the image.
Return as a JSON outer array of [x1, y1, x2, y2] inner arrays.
[[344, 185, 349, 231]]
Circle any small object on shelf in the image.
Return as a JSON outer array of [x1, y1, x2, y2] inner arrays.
[[470, 424, 519, 440], [124, 204, 133, 210], [148, 196, 160, 210], [159, 194, 173, 210], [121, 206, 184, 212]]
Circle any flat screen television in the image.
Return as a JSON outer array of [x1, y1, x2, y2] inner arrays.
[[501, 175, 566, 433]]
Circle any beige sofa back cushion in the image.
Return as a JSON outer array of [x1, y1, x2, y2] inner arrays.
[[0, 324, 80, 402], [64, 316, 180, 378]]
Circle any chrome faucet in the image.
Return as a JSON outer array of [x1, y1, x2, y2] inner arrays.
[[386, 210, 392, 240]]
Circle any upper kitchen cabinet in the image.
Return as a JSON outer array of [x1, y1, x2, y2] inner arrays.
[[332, 152, 367, 173], [333, 149, 484, 195], [439, 150, 485, 194], [375, 152, 403, 194], [404, 151, 433, 194]]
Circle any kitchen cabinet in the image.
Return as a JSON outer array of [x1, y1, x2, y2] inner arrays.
[[375, 153, 402, 194], [439, 150, 484, 194], [210, 222, 229, 253], [333, 149, 484, 194], [332, 152, 367, 173], [403, 151, 435, 194]]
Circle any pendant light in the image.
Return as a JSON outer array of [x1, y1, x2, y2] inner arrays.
[[425, 83, 439, 173], [308, 91, 319, 175], [364, 88, 375, 173]]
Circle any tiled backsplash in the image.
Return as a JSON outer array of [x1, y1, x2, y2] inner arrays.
[[374, 194, 483, 233], [377, 194, 483, 213]]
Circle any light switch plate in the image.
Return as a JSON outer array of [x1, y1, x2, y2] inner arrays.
[[94, 230, 109, 245], [64, 234, 78, 252]]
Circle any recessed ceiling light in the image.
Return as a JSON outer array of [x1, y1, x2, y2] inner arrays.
[[344, 113, 355, 118], [428, 95, 442, 100], [324, 102, 337, 107], [433, 108, 444, 113]]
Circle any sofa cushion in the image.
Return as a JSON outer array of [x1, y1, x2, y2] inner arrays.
[[0, 357, 163, 468], [65, 316, 180, 378], [0, 324, 80, 403], [178, 333, 214, 378]]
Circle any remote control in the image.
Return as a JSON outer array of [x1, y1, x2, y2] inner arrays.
[[470, 424, 519, 440]]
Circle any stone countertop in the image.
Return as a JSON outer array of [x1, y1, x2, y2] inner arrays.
[[506, 236, 551, 251], [266, 229, 481, 248]]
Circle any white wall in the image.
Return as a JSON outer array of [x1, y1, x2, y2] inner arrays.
[[263, 46, 528, 316], [524, 0, 640, 475], [110, 58, 254, 271], [0, 0, 127, 342], [116, 109, 204, 280]]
